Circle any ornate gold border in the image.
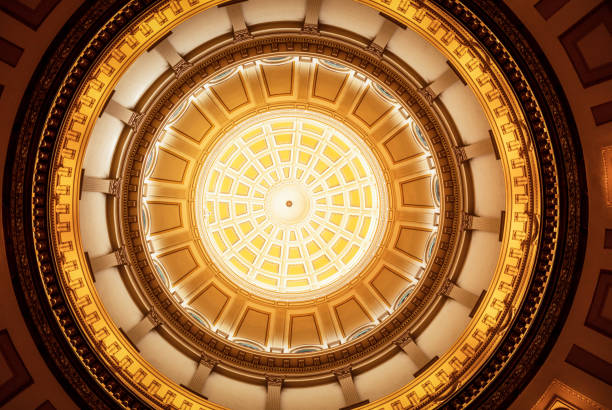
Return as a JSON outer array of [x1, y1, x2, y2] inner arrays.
[[39, 0, 547, 408]]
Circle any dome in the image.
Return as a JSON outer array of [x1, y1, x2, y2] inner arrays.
[[1, 0, 604, 409]]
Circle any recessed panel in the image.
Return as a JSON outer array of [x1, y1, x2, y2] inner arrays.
[[169, 102, 212, 142], [289, 314, 322, 348], [353, 86, 393, 126], [209, 72, 249, 112], [370, 267, 411, 307], [157, 246, 198, 285], [234, 308, 270, 345], [261, 62, 294, 96], [149, 147, 189, 183], [395, 227, 432, 262], [333, 297, 372, 337], [190, 284, 230, 325], [146, 201, 183, 235], [313, 65, 347, 102], [383, 125, 423, 163], [401, 175, 435, 207]]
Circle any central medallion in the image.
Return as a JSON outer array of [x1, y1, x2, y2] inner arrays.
[[195, 109, 389, 301], [265, 181, 312, 225]]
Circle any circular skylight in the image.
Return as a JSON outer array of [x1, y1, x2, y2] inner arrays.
[[195, 109, 389, 301]]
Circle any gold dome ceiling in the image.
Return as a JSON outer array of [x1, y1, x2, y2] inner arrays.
[[2, 0, 588, 409], [132, 49, 450, 360]]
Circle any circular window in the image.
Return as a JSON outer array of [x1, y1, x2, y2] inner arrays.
[[195, 109, 389, 301]]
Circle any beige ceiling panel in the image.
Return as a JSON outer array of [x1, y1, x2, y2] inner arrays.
[[234, 307, 270, 345], [333, 297, 372, 337], [383, 125, 424, 163], [146, 201, 183, 235], [169, 102, 212, 142], [157, 246, 198, 285], [352, 87, 393, 126], [190, 283, 230, 325], [149, 147, 188, 183], [312, 65, 347, 102], [401, 175, 434, 207], [395, 226, 432, 262], [289, 314, 322, 348], [209, 72, 249, 112], [260, 62, 294, 96], [370, 266, 411, 307]]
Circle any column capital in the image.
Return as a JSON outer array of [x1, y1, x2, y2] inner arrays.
[[127, 111, 144, 129], [113, 246, 128, 266], [171, 59, 193, 77], [146, 308, 163, 327], [438, 279, 454, 297], [265, 375, 284, 386], [393, 332, 414, 348], [453, 145, 468, 163], [302, 23, 319, 34], [199, 352, 219, 369], [462, 213, 474, 231], [365, 43, 384, 57], [333, 366, 352, 380], [418, 86, 435, 105]]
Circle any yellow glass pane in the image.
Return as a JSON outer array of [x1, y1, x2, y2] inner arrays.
[[330, 213, 343, 226], [262, 261, 279, 273], [332, 237, 348, 254], [218, 202, 230, 219], [274, 133, 292, 145], [340, 165, 355, 182], [323, 146, 340, 161], [349, 189, 360, 207], [239, 221, 253, 235], [300, 134, 318, 148], [249, 139, 268, 153], [326, 174, 340, 188], [224, 227, 239, 244], [287, 264, 305, 275], [342, 245, 359, 264], [235, 203, 247, 215], [256, 274, 278, 286], [230, 153, 247, 170], [219, 144, 237, 163], [239, 247, 256, 263]]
